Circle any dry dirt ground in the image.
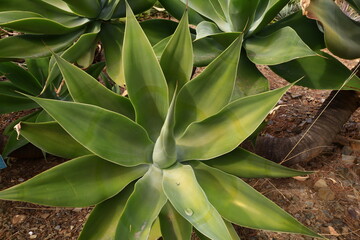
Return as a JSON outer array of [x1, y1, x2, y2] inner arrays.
[[0, 61, 360, 239]]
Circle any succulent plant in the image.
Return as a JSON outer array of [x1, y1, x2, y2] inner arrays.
[[0, 5, 322, 240]]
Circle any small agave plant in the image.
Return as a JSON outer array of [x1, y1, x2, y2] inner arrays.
[[0, 5, 323, 240]]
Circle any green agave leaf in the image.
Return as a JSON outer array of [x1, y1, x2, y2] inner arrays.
[[0, 11, 88, 34], [153, 96, 177, 169], [116, 166, 167, 239], [259, 11, 325, 51], [54, 54, 135, 119], [228, 0, 260, 32], [100, 22, 125, 86], [149, 218, 162, 240], [0, 155, 148, 207], [175, 36, 242, 137], [249, 0, 290, 35], [158, 0, 206, 25], [124, 3, 169, 141], [270, 52, 360, 90], [176, 85, 291, 161], [163, 163, 232, 240], [46, 24, 100, 88], [160, 11, 193, 98], [0, 82, 38, 114], [303, 0, 360, 59], [231, 50, 269, 100], [112, 0, 157, 18], [159, 202, 192, 240], [19, 121, 91, 159], [205, 148, 311, 178], [175, 0, 229, 31], [0, 30, 82, 59], [191, 162, 322, 238], [195, 220, 240, 240], [62, 0, 101, 18], [0, 61, 42, 95], [141, 19, 179, 46], [195, 21, 222, 40], [24, 95, 154, 167], [0, 0, 77, 19], [79, 184, 134, 240], [26, 57, 50, 85], [85, 61, 106, 79], [98, 0, 121, 20], [76, 41, 97, 68], [244, 27, 317, 65]]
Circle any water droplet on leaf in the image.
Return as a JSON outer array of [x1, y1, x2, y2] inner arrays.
[[185, 208, 193, 216]]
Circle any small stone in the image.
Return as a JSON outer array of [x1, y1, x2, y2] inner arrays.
[[30, 235, 37, 239], [18, 178, 24, 182], [11, 214, 26, 225], [314, 179, 328, 189], [318, 187, 335, 201], [348, 207, 359, 220], [72, 208, 82, 212], [54, 225, 61, 230]]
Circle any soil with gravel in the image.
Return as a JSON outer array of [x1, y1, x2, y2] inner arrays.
[[0, 59, 360, 240]]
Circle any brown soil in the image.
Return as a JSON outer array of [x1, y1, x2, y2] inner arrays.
[[1, 61, 360, 240]]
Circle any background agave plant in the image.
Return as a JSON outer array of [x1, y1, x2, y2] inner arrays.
[[0, 0, 179, 86], [159, 0, 360, 95], [0, 57, 105, 158], [0, 5, 323, 240]]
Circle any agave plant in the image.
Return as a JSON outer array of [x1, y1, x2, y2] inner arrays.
[[0, 56, 106, 158], [159, 0, 360, 95], [0, 0, 180, 86], [0, 6, 323, 240]]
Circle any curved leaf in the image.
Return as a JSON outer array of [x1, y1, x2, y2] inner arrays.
[[141, 19, 178, 46], [79, 184, 134, 240], [116, 166, 167, 239], [26, 57, 50, 85], [24, 95, 154, 167], [19, 121, 91, 159], [0, 30, 82, 59], [158, 0, 206, 25], [205, 148, 311, 178], [100, 22, 125, 86], [259, 11, 325, 51], [244, 27, 316, 65], [228, 0, 260, 32], [303, 0, 360, 59], [124, 3, 169, 140], [0, 62, 42, 95], [160, 11, 193, 98], [54, 54, 135, 119], [174, 36, 242, 136], [46, 24, 100, 88], [249, 0, 291, 35], [159, 202, 192, 240], [62, 0, 101, 18], [112, 0, 157, 18], [163, 163, 232, 240], [176, 86, 291, 161], [191, 162, 322, 238], [0, 82, 38, 114], [0, 11, 88, 34], [270, 52, 360, 90], [0, 155, 147, 207], [231, 50, 269, 100]]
